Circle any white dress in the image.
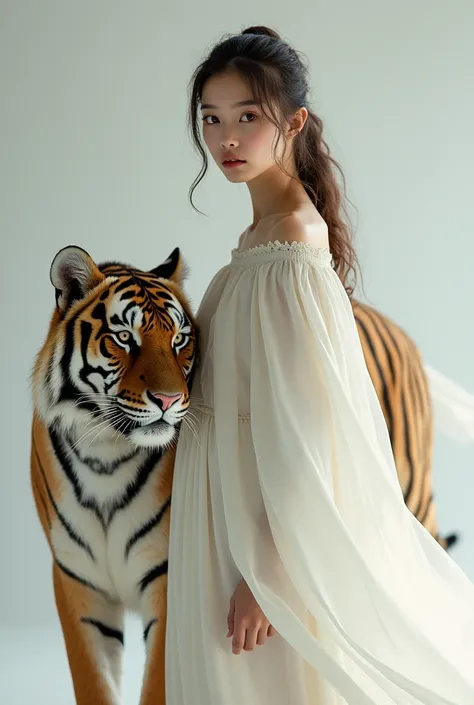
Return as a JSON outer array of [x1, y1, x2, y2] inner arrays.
[[165, 240, 474, 705]]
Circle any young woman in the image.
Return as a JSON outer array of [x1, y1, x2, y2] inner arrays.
[[165, 26, 474, 705]]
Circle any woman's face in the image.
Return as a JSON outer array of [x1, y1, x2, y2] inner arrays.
[[200, 70, 287, 184]]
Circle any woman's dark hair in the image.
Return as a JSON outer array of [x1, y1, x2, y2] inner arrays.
[[188, 25, 359, 295]]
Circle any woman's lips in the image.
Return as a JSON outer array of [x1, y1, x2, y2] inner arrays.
[[222, 160, 246, 169]]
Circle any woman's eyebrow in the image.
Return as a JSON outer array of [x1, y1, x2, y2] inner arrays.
[[200, 100, 258, 110]]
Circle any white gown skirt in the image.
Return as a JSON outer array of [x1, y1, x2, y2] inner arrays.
[[166, 408, 340, 705]]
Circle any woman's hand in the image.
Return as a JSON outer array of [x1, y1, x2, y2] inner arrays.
[[226, 578, 276, 655]]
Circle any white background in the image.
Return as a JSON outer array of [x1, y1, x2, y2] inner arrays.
[[1, 1, 473, 702]]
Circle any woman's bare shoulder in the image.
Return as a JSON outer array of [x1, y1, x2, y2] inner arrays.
[[269, 209, 329, 248]]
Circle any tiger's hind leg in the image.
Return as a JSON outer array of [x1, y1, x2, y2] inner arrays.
[[138, 569, 168, 705], [53, 561, 125, 705]]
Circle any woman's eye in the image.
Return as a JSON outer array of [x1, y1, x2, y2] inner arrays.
[[202, 113, 257, 125], [117, 331, 132, 344]]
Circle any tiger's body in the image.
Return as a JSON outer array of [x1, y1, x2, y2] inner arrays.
[[30, 246, 197, 705], [31, 425, 176, 702], [353, 301, 457, 550], [30, 245, 455, 705]]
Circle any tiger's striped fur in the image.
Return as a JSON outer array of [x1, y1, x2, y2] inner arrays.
[[30, 246, 197, 705], [353, 300, 458, 551]]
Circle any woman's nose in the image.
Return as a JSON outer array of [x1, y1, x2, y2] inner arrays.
[[221, 134, 239, 150]]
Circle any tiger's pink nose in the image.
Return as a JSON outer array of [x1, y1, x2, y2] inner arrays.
[[149, 392, 182, 411]]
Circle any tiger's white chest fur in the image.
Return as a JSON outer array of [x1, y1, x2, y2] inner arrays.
[[46, 426, 170, 612]]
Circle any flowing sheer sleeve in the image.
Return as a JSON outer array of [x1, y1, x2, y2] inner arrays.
[[211, 245, 474, 705]]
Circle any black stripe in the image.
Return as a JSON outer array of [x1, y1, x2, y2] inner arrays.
[[125, 498, 171, 560], [107, 450, 162, 525], [81, 618, 124, 645], [59, 316, 78, 401], [413, 354, 434, 514], [361, 308, 396, 380], [114, 277, 135, 294], [122, 301, 138, 320], [143, 618, 157, 643], [69, 441, 138, 477], [99, 337, 113, 359], [80, 320, 110, 380], [99, 262, 127, 273], [104, 375, 123, 394], [154, 291, 174, 303], [355, 313, 393, 439], [56, 559, 109, 598], [32, 476, 51, 529], [33, 437, 96, 561], [398, 353, 415, 503], [45, 357, 55, 405], [90, 302, 110, 337], [409, 358, 428, 521], [419, 493, 433, 524], [110, 314, 123, 327], [120, 290, 136, 301], [408, 348, 424, 417], [49, 428, 105, 527], [139, 561, 168, 593]]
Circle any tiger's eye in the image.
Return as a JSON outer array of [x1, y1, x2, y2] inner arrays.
[[118, 331, 132, 343]]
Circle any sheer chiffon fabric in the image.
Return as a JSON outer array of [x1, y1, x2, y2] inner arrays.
[[166, 242, 474, 705]]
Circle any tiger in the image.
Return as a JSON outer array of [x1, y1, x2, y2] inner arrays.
[[30, 245, 456, 705], [353, 300, 458, 551], [30, 245, 197, 705]]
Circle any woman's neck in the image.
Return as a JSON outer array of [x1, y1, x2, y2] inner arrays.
[[246, 162, 311, 229]]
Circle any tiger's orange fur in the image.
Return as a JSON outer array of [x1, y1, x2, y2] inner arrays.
[[30, 246, 197, 705]]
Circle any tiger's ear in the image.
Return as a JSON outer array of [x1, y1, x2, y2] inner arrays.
[[149, 247, 188, 284], [50, 246, 105, 312]]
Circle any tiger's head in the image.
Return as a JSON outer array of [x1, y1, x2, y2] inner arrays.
[[33, 246, 198, 450]]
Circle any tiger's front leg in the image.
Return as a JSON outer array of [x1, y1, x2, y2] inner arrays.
[[53, 561, 125, 705], [138, 568, 168, 705]]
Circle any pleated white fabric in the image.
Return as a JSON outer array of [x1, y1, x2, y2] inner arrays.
[[166, 241, 474, 705]]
